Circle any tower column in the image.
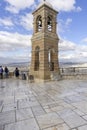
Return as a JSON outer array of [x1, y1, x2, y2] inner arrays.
[[29, 1, 60, 82]]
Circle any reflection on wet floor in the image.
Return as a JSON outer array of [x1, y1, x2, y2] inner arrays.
[[0, 79, 87, 130]]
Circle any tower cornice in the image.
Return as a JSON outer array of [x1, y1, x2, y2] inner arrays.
[[32, 2, 58, 14]]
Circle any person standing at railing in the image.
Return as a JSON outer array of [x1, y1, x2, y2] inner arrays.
[[0, 66, 3, 79], [4, 66, 9, 78], [14, 67, 19, 78]]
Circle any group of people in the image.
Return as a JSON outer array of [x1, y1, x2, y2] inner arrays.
[[0, 66, 9, 79], [0, 66, 20, 79]]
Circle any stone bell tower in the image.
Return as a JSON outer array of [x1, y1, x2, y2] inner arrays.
[[30, 0, 60, 81]]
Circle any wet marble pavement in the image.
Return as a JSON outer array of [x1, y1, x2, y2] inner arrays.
[[0, 79, 87, 130]]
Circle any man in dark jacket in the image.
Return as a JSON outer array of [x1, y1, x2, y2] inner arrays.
[[0, 66, 3, 79]]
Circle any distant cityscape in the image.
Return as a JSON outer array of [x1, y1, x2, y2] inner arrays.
[[0, 61, 87, 70]]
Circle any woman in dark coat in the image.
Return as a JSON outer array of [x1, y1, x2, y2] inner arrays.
[[14, 67, 19, 78], [4, 66, 9, 78]]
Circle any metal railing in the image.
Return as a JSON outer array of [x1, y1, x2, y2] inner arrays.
[[20, 67, 87, 79], [60, 67, 87, 75]]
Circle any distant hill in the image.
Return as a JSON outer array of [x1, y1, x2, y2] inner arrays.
[[1, 61, 87, 68], [1, 62, 30, 67], [59, 62, 87, 68]]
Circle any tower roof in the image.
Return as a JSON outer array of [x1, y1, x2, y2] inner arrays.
[[37, 0, 53, 9]]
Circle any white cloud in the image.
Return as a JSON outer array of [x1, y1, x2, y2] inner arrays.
[[20, 13, 33, 31], [39, 0, 82, 12], [0, 18, 14, 26], [59, 39, 87, 62], [76, 6, 82, 12], [5, 6, 19, 14], [58, 18, 72, 33], [59, 39, 76, 51], [0, 14, 33, 32], [82, 37, 87, 43], [5, 0, 82, 13], [0, 31, 32, 64], [65, 18, 72, 26], [5, 0, 34, 13], [0, 31, 32, 51]]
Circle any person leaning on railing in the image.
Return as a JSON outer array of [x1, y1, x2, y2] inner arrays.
[[0, 66, 3, 79]]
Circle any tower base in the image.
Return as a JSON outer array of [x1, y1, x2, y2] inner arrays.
[[50, 72, 61, 81], [29, 70, 61, 83]]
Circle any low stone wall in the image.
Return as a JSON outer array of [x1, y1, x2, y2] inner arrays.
[[61, 73, 87, 80], [9, 72, 14, 78]]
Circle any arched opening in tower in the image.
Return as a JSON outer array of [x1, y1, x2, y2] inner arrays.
[[47, 16, 52, 31], [34, 46, 40, 71], [36, 15, 42, 32], [48, 49, 54, 71]]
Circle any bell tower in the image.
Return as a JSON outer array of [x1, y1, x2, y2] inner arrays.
[[30, 0, 60, 81]]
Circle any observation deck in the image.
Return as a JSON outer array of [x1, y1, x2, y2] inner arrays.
[[0, 74, 87, 129]]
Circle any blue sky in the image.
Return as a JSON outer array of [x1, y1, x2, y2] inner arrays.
[[0, 0, 87, 64]]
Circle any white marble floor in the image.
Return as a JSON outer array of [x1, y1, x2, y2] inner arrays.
[[0, 79, 87, 130]]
